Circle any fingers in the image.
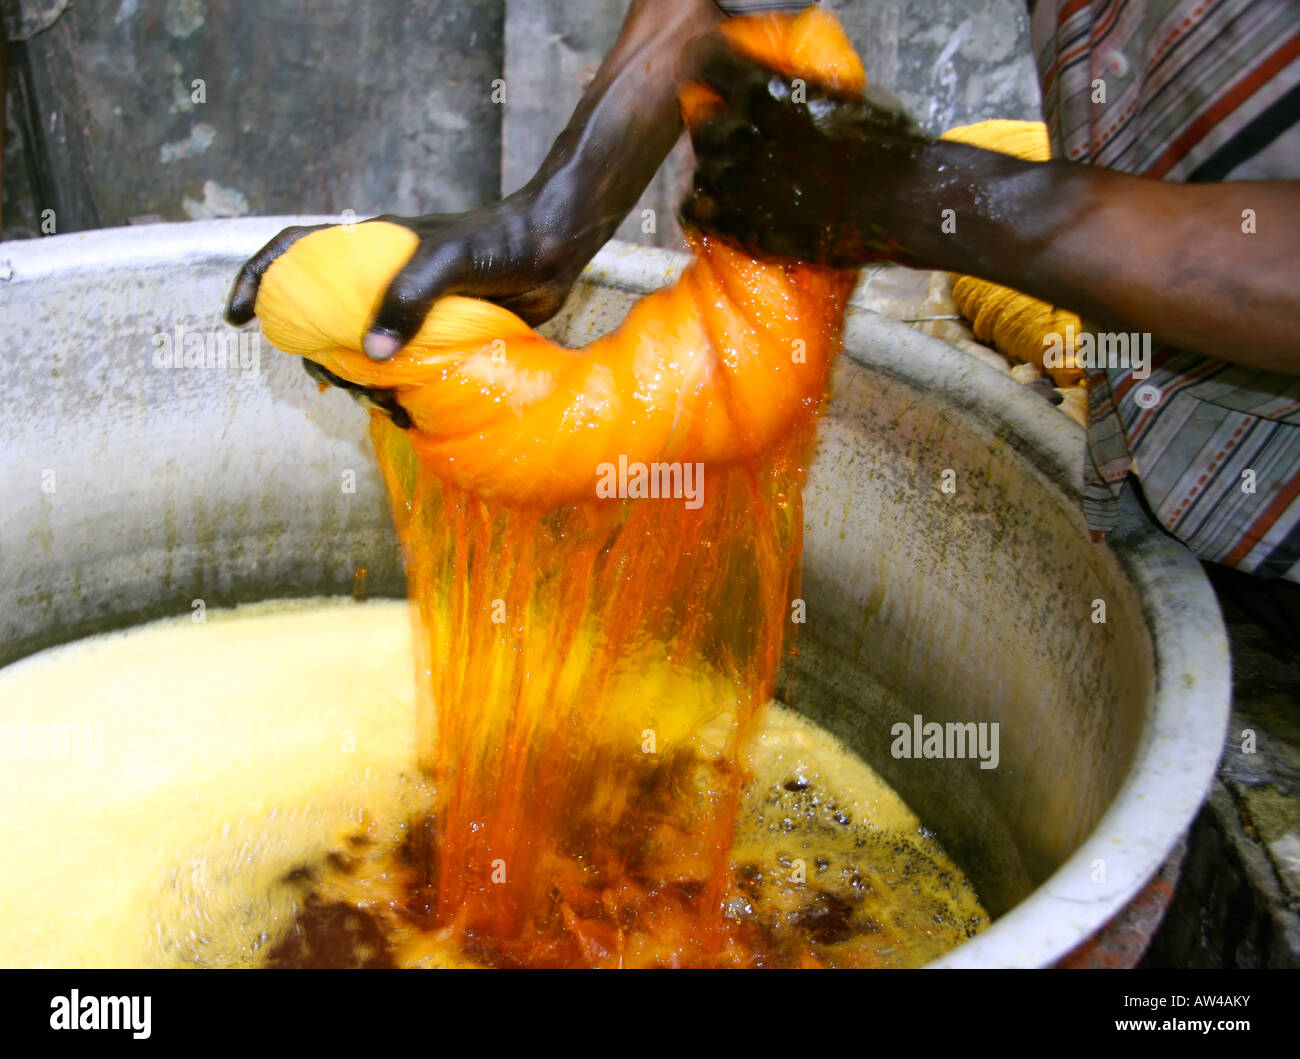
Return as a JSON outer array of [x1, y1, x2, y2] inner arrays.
[[495, 282, 572, 328], [681, 191, 755, 251], [363, 240, 468, 360], [676, 31, 738, 93], [685, 102, 770, 241], [679, 30, 782, 111], [689, 110, 755, 186], [224, 223, 328, 325], [301, 358, 412, 429]]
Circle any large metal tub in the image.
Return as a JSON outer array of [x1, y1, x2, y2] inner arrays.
[[0, 219, 1230, 966]]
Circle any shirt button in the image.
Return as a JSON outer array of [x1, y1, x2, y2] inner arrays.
[[1104, 50, 1131, 78]]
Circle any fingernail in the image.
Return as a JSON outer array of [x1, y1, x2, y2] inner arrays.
[[364, 328, 402, 361]]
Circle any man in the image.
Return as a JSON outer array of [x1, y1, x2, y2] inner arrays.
[[228, 0, 1300, 587]]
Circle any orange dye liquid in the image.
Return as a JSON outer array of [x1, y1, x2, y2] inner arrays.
[[370, 414, 823, 968]]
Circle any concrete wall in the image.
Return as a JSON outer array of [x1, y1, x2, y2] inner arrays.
[[3, 0, 505, 238], [3, 0, 1040, 244]]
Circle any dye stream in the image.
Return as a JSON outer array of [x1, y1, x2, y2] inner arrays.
[[361, 416, 833, 965]]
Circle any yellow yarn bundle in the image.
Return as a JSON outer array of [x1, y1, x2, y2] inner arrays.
[[942, 118, 1052, 164], [939, 120, 1085, 387]]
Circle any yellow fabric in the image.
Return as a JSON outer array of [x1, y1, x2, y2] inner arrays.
[[940, 120, 1085, 386]]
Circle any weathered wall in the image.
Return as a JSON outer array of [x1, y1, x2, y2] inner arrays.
[[3, 0, 504, 239], [827, 0, 1042, 134]]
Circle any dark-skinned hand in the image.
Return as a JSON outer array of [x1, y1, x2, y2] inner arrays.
[[681, 34, 935, 269], [226, 197, 591, 358], [224, 196, 597, 422]]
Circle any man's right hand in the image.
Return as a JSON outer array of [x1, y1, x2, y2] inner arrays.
[[681, 32, 934, 269]]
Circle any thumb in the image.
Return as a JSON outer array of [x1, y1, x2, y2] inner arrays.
[[363, 241, 467, 360]]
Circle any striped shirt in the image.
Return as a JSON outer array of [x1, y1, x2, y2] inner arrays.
[[1031, 0, 1300, 580], [714, 1, 814, 12]]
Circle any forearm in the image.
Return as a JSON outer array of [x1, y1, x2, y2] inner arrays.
[[891, 141, 1300, 372], [515, 0, 723, 261]]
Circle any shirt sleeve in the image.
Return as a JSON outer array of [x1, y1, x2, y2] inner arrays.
[[713, 1, 812, 15]]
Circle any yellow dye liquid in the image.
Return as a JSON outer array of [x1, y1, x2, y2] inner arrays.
[[0, 599, 986, 968]]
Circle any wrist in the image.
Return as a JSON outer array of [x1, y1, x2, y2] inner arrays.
[[510, 169, 620, 275], [882, 140, 1064, 284]]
